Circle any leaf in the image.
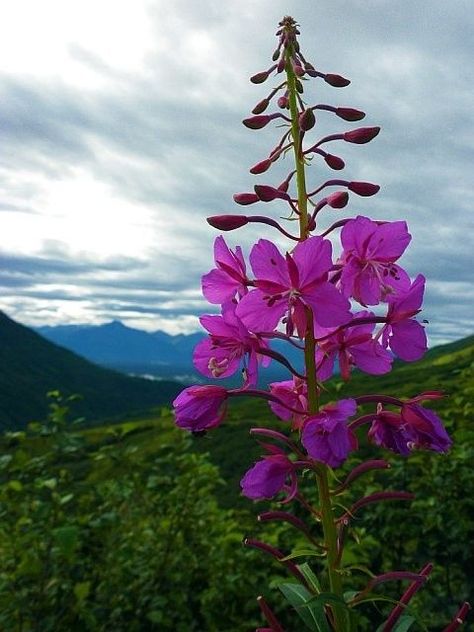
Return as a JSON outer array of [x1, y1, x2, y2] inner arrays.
[[281, 548, 326, 561], [53, 525, 79, 561], [297, 563, 322, 593], [74, 581, 90, 603], [279, 582, 330, 631], [8, 480, 23, 492], [376, 615, 416, 632]]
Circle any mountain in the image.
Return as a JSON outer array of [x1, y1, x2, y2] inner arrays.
[[0, 312, 183, 430]]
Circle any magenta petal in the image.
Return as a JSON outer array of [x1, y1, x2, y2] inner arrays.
[[390, 320, 427, 361], [236, 289, 287, 332], [249, 239, 289, 286], [292, 236, 333, 287], [369, 221, 411, 260], [202, 269, 240, 304], [351, 341, 393, 375], [240, 456, 293, 500], [193, 338, 240, 379], [388, 274, 426, 314], [304, 282, 351, 327]]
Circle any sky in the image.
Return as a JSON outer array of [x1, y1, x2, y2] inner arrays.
[[0, 0, 472, 345]]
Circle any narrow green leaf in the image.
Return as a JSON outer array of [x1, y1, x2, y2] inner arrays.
[[297, 562, 322, 593], [279, 582, 330, 631], [281, 548, 326, 561]]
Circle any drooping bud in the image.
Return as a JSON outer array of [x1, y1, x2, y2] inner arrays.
[[250, 65, 277, 84], [252, 98, 270, 115], [233, 192, 260, 205], [336, 107, 366, 121], [324, 153, 345, 170], [277, 56, 286, 73], [250, 158, 273, 175], [324, 73, 351, 87], [277, 170, 296, 192], [327, 191, 349, 209], [206, 215, 249, 231], [304, 61, 318, 77], [243, 115, 273, 130], [344, 126, 381, 144], [254, 185, 289, 202], [348, 181, 380, 196], [293, 62, 305, 77], [277, 95, 289, 109], [307, 213, 316, 231], [299, 108, 316, 131]]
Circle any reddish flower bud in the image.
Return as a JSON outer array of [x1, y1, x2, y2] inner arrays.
[[324, 153, 345, 170], [336, 107, 366, 121], [243, 115, 273, 130], [327, 191, 349, 209], [250, 158, 272, 175], [348, 181, 380, 196], [277, 95, 289, 109], [233, 192, 260, 205], [299, 108, 316, 131], [324, 73, 351, 87], [304, 62, 318, 77], [252, 98, 270, 115], [307, 213, 316, 231], [206, 215, 249, 231], [250, 70, 270, 84], [293, 63, 305, 76], [254, 185, 288, 202], [344, 126, 381, 144], [277, 56, 286, 73]]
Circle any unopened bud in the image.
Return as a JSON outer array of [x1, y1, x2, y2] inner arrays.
[[207, 215, 249, 231], [250, 70, 270, 84], [299, 108, 316, 131], [277, 56, 286, 73], [327, 191, 349, 208], [293, 63, 304, 77], [243, 115, 272, 130], [304, 62, 318, 77], [307, 214, 316, 231], [324, 153, 345, 170], [348, 181, 380, 196], [233, 192, 260, 205], [344, 126, 380, 144], [252, 98, 270, 115], [277, 95, 289, 109], [250, 158, 272, 175], [336, 107, 366, 121], [254, 185, 288, 202], [272, 48, 280, 62], [324, 73, 351, 87]]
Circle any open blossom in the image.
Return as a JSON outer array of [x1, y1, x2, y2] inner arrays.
[[315, 311, 392, 381], [202, 236, 248, 304], [269, 377, 308, 429], [240, 446, 297, 501], [301, 399, 358, 467], [173, 385, 228, 432], [236, 236, 351, 336], [382, 274, 427, 361], [368, 401, 451, 455], [339, 215, 411, 305], [193, 302, 270, 386]]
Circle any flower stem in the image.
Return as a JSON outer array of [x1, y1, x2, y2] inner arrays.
[[285, 45, 345, 632]]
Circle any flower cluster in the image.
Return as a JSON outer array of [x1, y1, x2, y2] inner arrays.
[[171, 14, 468, 632]]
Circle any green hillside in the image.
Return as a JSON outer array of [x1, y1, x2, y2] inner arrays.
[[0, 311, 182, 429]]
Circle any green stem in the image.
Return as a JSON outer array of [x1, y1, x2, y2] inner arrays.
[[286, 45, 346, 632]]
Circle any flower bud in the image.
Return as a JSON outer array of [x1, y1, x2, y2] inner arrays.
[[299, 108, 316, 131], [324, 153, 345, 170], [250, 158, 272, 175], [324, 73, 351, 87], [277, 56, 286, 73], [293, 63, 304, 76], [252, 98, 270, 115], [304, 62, 318, 77], [254, 185, 288, 202], [277, 95, 289, 109], [250, 70, 270, 84], [233, 192, 260, 205], [327, 191, 349, 208], [348, 181, 380, 196], [272, 48, 280, 62], [295, 79, 304, 94], [206, 215, 249, 231], [243, 115, 273, 130], [336, 107, 366, 121], [344, 126, 381, 144], [307, 213, 316, 231]]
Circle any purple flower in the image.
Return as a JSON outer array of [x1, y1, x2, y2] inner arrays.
[[316, 311, 393, 381], [269, 377, 308, 429], [236, 236, 351, 336], [173, 385, 228, 432], [382, 274, 427, 361], [193, 303, 270, 386], [241, 448, 297, 501], [368, 401, 451, 455], [339, 216, 411, 305], [301, 399, 357, 468], [201, 236, 248, 304]]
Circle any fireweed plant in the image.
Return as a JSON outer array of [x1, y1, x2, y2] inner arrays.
[[173, 16, 470, 632]]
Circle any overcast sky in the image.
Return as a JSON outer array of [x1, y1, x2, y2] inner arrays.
[[0, 0, 472, 345]]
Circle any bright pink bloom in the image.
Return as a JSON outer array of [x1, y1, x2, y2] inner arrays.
[[382, 274, 427, 361], [236, 236, 351, 336], [193, 303, 270, 386], [368, 401, 451, 455], [339, 215, 411, 305], [240, 446, 297, 501], [316, 311, 392, 381], [173, 385, 227, 432], [201, 236, 248, 304], [301, 399, 358, 467], [269, 377, 308, 429]]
